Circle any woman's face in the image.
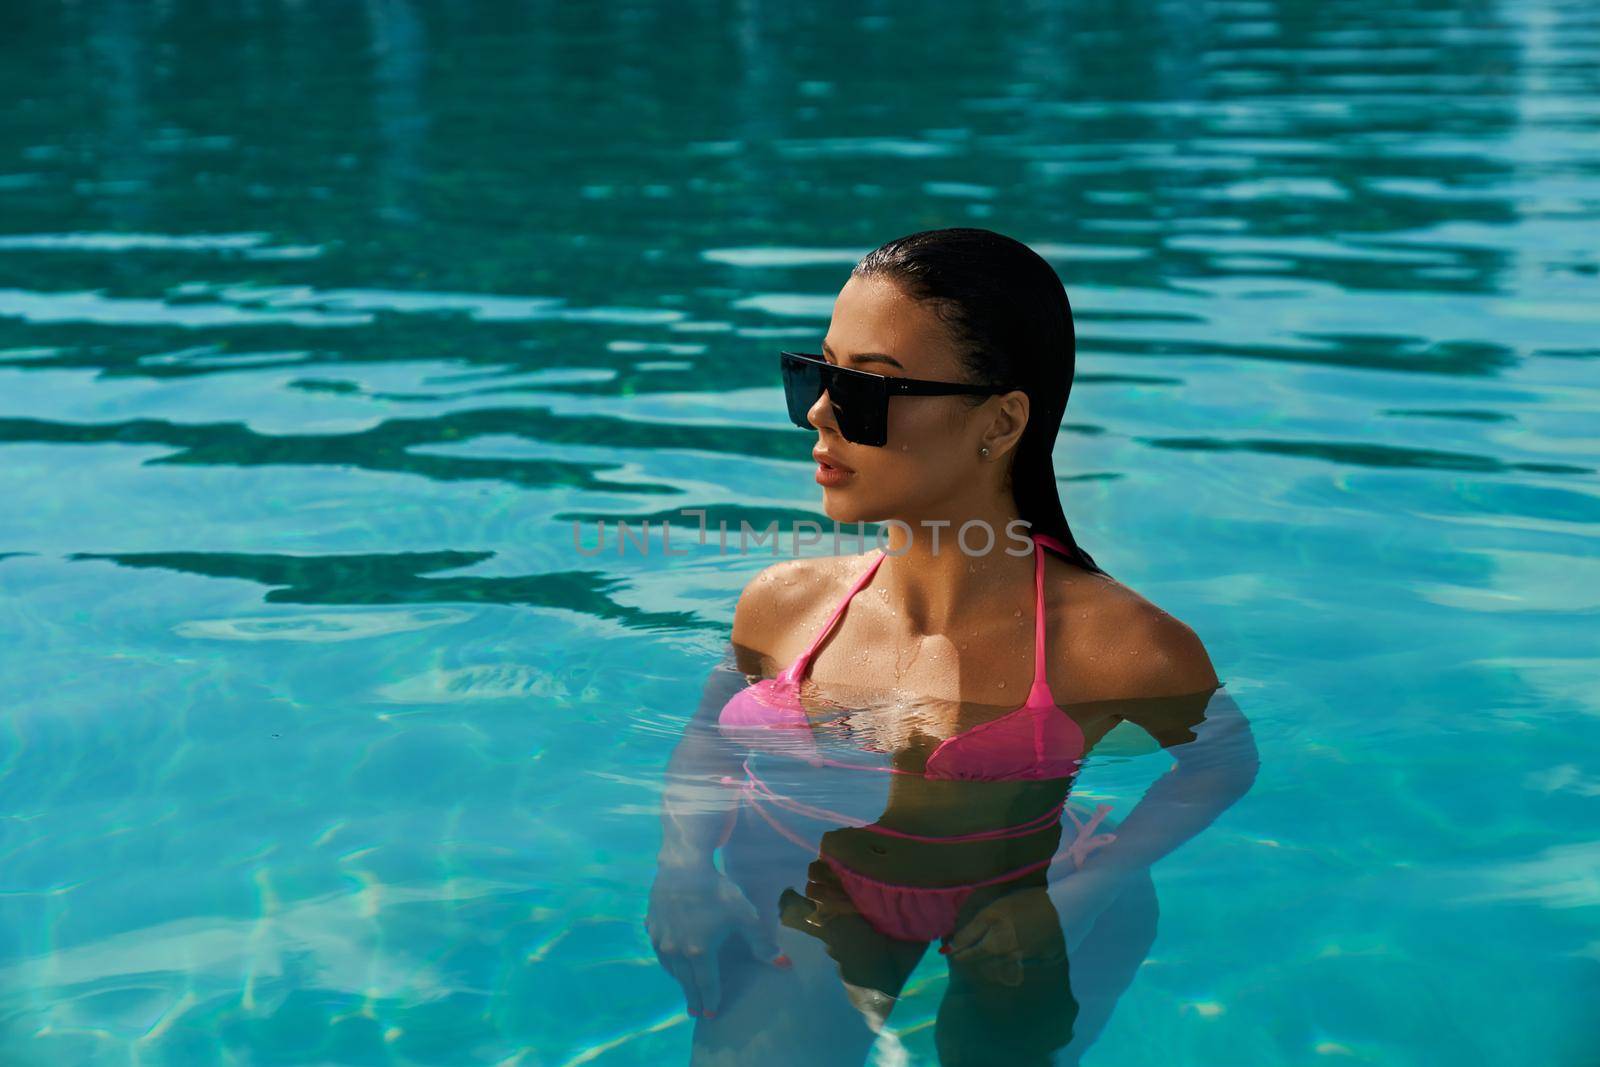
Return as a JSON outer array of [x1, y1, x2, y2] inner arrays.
[[808, 274, 1009, 526]]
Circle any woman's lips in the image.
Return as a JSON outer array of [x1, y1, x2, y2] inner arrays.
[[815, 462, 854, 487], [813, 451, 855, 486]]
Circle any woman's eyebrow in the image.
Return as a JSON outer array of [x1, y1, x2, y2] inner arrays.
[[821, 339, 905, 369]]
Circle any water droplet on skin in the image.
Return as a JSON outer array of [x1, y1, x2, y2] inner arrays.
[[1013, 608, 1022, 617], [997, 681, 1006, 689]]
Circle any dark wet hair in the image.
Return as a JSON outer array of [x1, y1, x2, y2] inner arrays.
[[853, 227, 1107, 577]]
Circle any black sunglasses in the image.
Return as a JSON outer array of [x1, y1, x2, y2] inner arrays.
[[779, 351, 1016, 447]]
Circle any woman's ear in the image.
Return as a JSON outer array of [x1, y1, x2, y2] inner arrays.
[[983, 390, 1031, 459]]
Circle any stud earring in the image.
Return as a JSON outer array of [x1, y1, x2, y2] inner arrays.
[[979, 446, 990, 458]]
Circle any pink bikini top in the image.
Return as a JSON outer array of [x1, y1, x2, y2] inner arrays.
[[718, 532, 1089, 782]]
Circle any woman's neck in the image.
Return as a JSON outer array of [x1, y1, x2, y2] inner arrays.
[[873, 503, 1037, 637]]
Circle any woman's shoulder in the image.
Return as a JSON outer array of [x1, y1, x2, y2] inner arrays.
[[1044, 556, 1220, 701], [730, 552, 872, 674]]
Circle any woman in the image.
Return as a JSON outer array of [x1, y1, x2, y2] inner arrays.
[[648, 228, 1259, 1065]]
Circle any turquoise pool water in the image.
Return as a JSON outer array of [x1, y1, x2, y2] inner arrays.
[[2, 2, 1597, 1064]]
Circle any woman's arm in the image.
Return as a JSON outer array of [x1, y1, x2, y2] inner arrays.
[[656, 558, 811, 873], [655, 642, 753, 873], [1054, 611, 1259, 887], [648, 636, 791, 1015], [1068, 685, 1260, 886]]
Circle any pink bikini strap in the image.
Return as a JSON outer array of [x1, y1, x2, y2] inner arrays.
[[1031, 531, 1072, 556], [1026, 535, 1054, 708], [778, 549, 887, 684]]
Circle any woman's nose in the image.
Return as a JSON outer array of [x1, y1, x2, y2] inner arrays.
[[806, 388, 837, 433]]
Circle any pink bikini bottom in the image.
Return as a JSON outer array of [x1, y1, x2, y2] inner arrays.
[[732, 772, 1117, 944], [815, 849, 1048, 943]]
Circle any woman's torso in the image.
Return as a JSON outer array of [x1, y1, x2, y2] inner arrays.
[[722, 538, 1156, 881]]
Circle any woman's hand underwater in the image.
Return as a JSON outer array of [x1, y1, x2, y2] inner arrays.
[[646, 863, 792, 1019], [944, 871, 1125, 983], [942, 887, 1069, 986]]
